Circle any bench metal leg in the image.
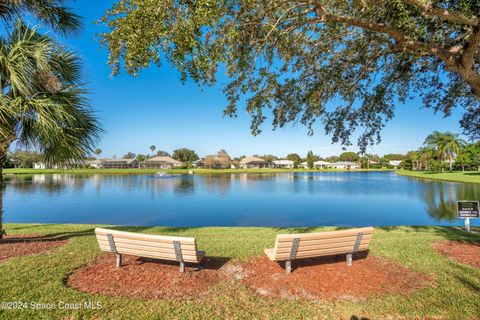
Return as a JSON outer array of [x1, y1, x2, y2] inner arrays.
[[179, 261, 185, 273], [285, 260, 292, 273], [346, 253, 352, 266], [116, 254, 122, 268]]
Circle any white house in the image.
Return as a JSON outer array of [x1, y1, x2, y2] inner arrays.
[[33, 162, 50, 169], [272, 159, 294, 169], [330, 161, 360, 170], [314, 160, 331, 169], [388, 160, 402, 168], [299, 162, 308, 169], [87, 159, 103, 168]]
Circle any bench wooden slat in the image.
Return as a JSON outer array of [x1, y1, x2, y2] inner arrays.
[[273, 239, 371, 254], [275, 234, 373, 249], [270, 244, 370, 261], [96, 236, 197, 251], [98, 245, 201, 263], [95, 228, 195, 245], [97, 240, 198, 255], [275, 227, 374, 242]]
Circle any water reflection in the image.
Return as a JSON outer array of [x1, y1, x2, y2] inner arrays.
[[3, 172, 479, 226], [419, 179, 480, 221]]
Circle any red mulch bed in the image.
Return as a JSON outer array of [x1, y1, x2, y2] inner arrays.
[[241, 252, 432, 302], [67, 254, 233, 299], [0, 234, 67, 262], [434, 240, 480, 269]]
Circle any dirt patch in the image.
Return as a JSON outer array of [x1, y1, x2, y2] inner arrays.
[[67, 254, 233, 299], [434, 240, 480, 269], [241, 252, 432, 302], [0, 234, 67, 262]]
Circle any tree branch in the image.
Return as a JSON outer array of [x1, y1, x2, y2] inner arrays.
[[401, 0, 479, 27], [461, 25, 480, 70]]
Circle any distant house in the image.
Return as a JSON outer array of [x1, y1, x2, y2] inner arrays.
[[33, 160, 86, 170], [314, 160, 331, 169], [87, 159, 103, 168], [239, 156, 269, 169], [192, 159, 203, 167], [272, 159, 294, 169], [388, 160, 402, 168], [299, 161, 308, 169], [140, 156, 182, 169], [33, 162, 51, 169], [330, 161, 360, 170], [101, 158, 138, 169]]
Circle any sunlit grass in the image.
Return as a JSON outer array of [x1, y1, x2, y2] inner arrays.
[[397, 169, 480, 184]]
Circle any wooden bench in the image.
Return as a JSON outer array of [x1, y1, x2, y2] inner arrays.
[[264, 227, 374, 273], [95, 228, 205, 272]]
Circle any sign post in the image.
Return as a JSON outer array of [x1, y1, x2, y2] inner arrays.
[[457, 201, 479, 232]]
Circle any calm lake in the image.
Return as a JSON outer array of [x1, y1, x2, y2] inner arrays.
[[4, 171, 480, 227]]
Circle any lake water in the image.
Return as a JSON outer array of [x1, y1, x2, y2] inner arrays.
[[3, 172, 480, 227]]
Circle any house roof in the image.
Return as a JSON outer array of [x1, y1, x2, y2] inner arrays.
[[314, 160, 331, 165], [273, 160, 294, 165], [332, 161, 359, 165], [240, 156, 267, 164], [143, 156, 181, 164]]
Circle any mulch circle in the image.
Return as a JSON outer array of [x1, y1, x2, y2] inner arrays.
[[241, 252, 432, 302], [67, 254, 234, 299], [434, 240, 480, 269], [0, 234, 67, 262]]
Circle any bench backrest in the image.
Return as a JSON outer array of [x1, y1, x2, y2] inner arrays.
[[272, 227, 374, 261], [95, 228, 200, 263]]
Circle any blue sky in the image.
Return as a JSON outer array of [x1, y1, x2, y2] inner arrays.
[[54, 1, 465, 158]]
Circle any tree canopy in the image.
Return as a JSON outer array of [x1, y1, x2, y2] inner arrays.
[[172, 147, 199, 163], [102, 0, 480, 151]]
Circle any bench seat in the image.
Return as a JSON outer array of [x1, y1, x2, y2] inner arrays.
[[265, 227, 374, 273], [95, 228, 205, 272]]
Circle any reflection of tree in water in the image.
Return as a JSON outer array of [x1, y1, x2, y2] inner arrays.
[[173, 177, 194, 194], [422, 181, 480, 222], [201, 174, 232, 195]]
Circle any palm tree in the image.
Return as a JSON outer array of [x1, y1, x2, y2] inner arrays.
[[95, 148, 102, 158], [440, 133, 466, 171], [424, 131, 466, 171], [0, 23, 101, 237], [150, 145, 156, 154], [0, 0, 82, 35]]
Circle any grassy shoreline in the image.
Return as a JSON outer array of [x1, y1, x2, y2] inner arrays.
[[396, 169, 480, 184], [0, 223, 479, 319], [3, 167, 392, 175]]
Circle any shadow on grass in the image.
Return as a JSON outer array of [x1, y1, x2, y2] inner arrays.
[[464, 172, 480, 176], [0, 229, 95, 244], [350, 316, 371, 320]]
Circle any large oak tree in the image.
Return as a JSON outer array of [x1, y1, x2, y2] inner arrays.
[[101, 0, 480, 150]]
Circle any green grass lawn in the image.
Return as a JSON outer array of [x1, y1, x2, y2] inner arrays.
[[396, 169, 480, 184], [0, 224, 479, 319], [3, 168, 392, 175]]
